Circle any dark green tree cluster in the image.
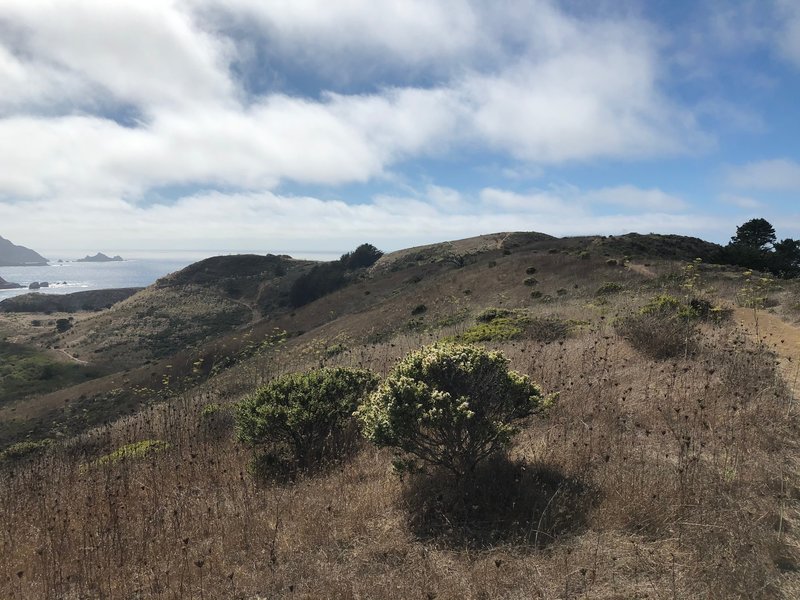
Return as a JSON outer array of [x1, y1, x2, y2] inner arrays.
[[717, 218, 800, 277], [289, 243, 383, 307]]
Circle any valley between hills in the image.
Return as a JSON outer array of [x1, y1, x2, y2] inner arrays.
[[2, 230, 800, 599]]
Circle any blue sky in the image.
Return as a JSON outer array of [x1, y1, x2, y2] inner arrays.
[[0, 0, 798, 257]]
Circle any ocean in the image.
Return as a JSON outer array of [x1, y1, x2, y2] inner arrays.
[[0, 258, 195, 299], [0, 250, 342, 300]]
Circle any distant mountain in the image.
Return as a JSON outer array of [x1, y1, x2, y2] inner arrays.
[[76, 252, 124, 262], [0, 236, 48, 266]]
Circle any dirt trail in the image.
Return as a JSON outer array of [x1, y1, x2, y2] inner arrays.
[[734, 307, 800, 392], [626, 263, 657, 278], [734, 307, 800, 597], [56, 348, 89, 365]]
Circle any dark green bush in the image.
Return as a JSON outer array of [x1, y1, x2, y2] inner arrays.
[[237, 367, 378, 471], [411, 304, 427, 315], [356, 343, 550, 479], [523, 277, 538, 287], [595, 282, 624, 296], [476, 307, 514, 323]]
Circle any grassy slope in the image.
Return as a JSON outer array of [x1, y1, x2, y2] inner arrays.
[[2, 231, 799, 598]]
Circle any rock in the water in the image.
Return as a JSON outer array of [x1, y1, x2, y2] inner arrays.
[[77, 252, 124, 262]]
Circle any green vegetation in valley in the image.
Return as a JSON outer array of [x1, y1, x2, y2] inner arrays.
[[0, 340, 101, 404]]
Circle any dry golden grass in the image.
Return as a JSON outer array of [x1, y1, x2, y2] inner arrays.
[[2, 240, 800, 599]]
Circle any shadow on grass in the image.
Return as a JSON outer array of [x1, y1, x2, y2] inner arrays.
[[401, 456, 596, 550]]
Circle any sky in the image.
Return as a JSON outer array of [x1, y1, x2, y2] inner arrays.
[[1, 0, 799, 257]]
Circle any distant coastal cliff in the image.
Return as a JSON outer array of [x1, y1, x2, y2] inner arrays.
[[0, 235, 48, 266]]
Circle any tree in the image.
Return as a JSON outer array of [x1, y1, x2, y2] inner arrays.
[[236, 367, 378, 470], [773, 238, 800, 277], [340, 243, 383, 270], [730, 218, 776, 250], [356, 343, 550, 480]]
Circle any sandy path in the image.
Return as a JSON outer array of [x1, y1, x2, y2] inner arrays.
[[56, 348, 89, 365], [734, 307, 800, 597], [734, 307, 800, 392]]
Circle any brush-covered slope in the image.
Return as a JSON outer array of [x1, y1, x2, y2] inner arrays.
[[1, 230, 799, 599]]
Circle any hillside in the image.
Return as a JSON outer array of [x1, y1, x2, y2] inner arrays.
[[0, 235, 47, 266], [0, 287, 142, 313], [1, 231, 799, 599]]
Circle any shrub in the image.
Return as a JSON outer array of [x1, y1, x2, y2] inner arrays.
[[476, 307, 514, 323], [93, 440, 170, 467], [0, 439, 53, 463], [457, 318, 524, 343], [615, 295, 700, 359], [411, 304, 427, 315], [356, 343, 550, 479], [55, 318, 72, 333], [237, 367, 378, 471], [526, 266, 537, 274], [523, 277, 538, 286], [595, 282, 624, 296]]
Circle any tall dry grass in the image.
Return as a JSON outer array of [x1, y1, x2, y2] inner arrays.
[[1, 310, 796, 599]]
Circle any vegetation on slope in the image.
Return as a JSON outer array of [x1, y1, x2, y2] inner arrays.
[[1, 227, 800, 598]]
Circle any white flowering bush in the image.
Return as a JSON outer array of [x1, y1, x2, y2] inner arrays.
[[357, 343, 549, 479]]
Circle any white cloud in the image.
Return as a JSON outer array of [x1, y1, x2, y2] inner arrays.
[[481, 184, 688, 213], [718, 193, 764, 210], [582, 185, 688, 211], [727, 159, 800, 191], [775, 0, 800, 67], [0, 0, 708, 205], [0, 188, 727, 255], [0, 0, 234, 113], [480, 188, 567, 213], [192, 0, 482, 75]]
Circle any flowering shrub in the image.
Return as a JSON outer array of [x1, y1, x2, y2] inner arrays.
[[357, 343, 550, 479]]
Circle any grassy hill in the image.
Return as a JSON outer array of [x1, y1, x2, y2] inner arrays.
[[1, 231, 799, 599]]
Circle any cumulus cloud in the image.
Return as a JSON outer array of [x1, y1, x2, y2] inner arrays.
[[727, 159, 800, 191], [0, 0, 234, 113], [0, 0, 746, 252], [718, 193, 764, 210]]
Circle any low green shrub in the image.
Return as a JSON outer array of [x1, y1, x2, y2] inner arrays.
[[93, 440, 170, 467], [0, 438, 53, 463], [523, 277, 538, 287], [476, 307, 514, 323], [458, 318, 524, 343], [595, 282, 624, 296], [237, 367, 378, 471]]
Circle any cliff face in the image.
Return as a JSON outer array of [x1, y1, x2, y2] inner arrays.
[[0, 236, 48, 266]]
